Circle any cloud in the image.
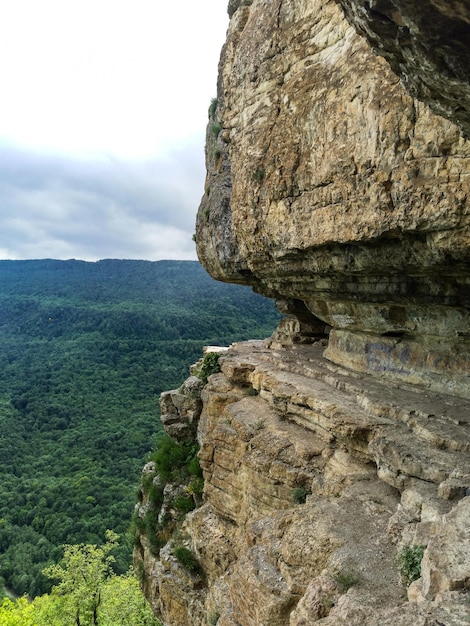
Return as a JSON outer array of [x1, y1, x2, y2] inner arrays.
[[0, 0, 228, 159], [0, 0, 228, 260], [0, 141, 206, 260], [0, 0, 228, 261]]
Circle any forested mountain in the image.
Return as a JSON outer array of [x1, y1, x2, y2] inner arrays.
[[0, 259, 281, 597]]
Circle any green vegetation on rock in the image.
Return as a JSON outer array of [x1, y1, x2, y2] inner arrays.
[[292, 487, 309, 504], [134, 433, 204, 557], [173, 544, 204, 577], [194, 351, 221, 383], [208, 97, 218, 118], [398, 544, 426, 586]]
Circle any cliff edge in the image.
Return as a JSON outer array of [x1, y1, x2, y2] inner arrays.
[[135, 0, 470, 624], [135, 342, 469, 625]]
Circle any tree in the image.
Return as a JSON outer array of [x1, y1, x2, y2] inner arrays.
[[0, 533, 160, 626], [99, 572, 159, 626], [0, 596, 38, 625], [43, 530, 118, 626]]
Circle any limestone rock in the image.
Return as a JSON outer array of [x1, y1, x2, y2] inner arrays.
[[334, 0, 470, 137], [136, 342, 470, 625], [137, 0, 470, 623], [196, 0, 470, 397], [160, 376, 204, 441], [421, 496, 470, 599], [153, 542, 207, 626]]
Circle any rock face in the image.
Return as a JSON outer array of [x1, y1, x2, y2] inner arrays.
[[136, 342, 470, 625], [334, 0, 470, 138], [196, 0, 470, 398], [136, 0, 470, 623]]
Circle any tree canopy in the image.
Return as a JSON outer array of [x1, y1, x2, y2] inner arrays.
[[0, 259, 281, 597], [0, 533, 160, 625]]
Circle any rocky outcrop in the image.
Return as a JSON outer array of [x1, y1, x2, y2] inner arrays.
[[196, 0, 470, 398], [136, 0, 470, 623], [160, 376, 204, 441], [136, 342, 470, 625]]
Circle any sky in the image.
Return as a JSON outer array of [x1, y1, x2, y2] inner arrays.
[[0, 0, 229, 261]]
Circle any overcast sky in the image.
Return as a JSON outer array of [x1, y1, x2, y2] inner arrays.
[[0, 0, 228, 261]]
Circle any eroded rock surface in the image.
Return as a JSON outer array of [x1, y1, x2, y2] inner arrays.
[[334, 0, 470, 138], [196, 0, 470, 397], [136, 0, 470, 623], [136, 342, 470, 625]]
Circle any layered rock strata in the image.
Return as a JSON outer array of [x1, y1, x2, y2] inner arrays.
[[196, 0, 470, 398], [136, 341, 470, 625], [136, 0, 470, 623]]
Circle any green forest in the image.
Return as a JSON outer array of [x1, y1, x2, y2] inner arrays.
[[0, 259, 281, 600]]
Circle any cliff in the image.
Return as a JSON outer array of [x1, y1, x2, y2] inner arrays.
[[196, 0, 470, 399], [135, 342, 469, 625], [134, 0, 470, 624]]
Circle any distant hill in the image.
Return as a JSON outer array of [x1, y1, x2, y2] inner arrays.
[[0, 259, 281, 597]]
